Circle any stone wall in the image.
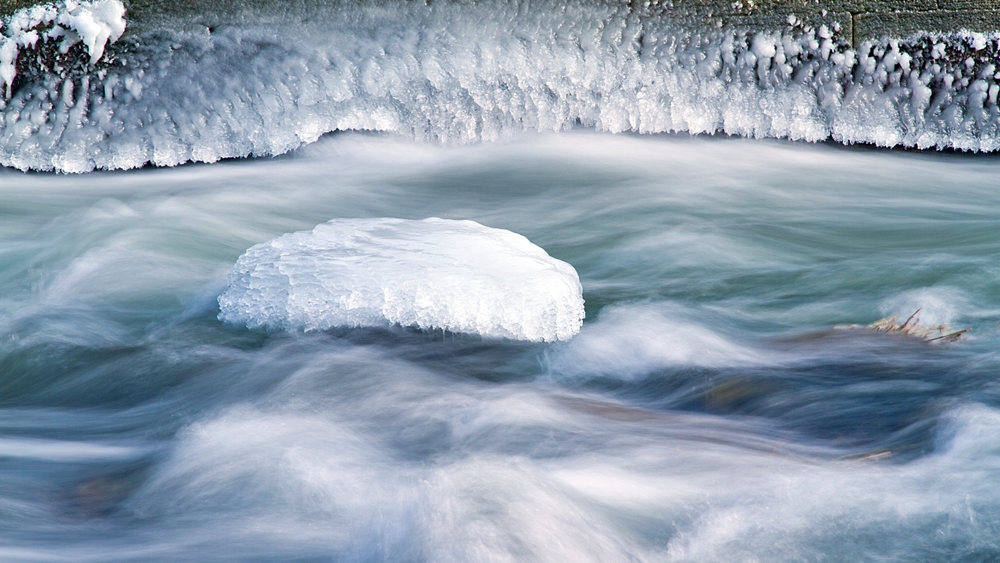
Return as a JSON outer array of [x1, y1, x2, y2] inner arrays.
[[0, 0, 999, 45], [668, 0, 1000, 45]]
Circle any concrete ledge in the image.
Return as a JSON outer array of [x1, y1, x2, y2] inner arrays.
[[939, 1, 1000, 9], [0, 0, 338, 34], [724, 11, 853, 41], [0, 1, 998, 47], [0, 0, 36, 13], [856, 10, 1000, 42], [667, 0, 1000, 45], [678, 0, 939, 15]]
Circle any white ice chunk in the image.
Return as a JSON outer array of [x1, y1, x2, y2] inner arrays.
[[56, 0, 125, 63], [0, 39, 17, 98], [218, 218, 585, 342], [751, 33, 777, 58], [970, 32, 988, 51]]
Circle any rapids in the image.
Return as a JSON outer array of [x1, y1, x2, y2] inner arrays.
[[1, 132, 1000, 561]]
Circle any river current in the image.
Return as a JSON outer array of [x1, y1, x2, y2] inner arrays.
[[2, 0, 1000, 561], [2, 132, 1000, 561]]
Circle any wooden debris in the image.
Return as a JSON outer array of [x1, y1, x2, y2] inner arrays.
[[864, 309, 970, 343]]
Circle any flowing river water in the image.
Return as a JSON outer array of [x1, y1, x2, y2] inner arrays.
[[3, 132, 1000, 561], [2, 1, 1000, 561]]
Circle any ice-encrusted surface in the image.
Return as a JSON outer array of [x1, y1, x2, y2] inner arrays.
[[218, 218, 585, 342], [6, 0, 1000, 171], [0, 0, 124, 98]]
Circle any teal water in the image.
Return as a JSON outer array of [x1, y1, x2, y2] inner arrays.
[[2, 131, 1000, 561]]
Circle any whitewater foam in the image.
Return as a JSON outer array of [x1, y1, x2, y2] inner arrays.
[[3, 1, 1000, 171], [547, 303, 768, 379], [218, 218, 585, 342], [880, 287, 969, 327]]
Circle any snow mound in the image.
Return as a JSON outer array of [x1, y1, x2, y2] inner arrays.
[[218, 218, 585, 342]]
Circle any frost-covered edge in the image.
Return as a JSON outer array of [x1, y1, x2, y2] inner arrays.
[[0, 0, 124, 97]]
